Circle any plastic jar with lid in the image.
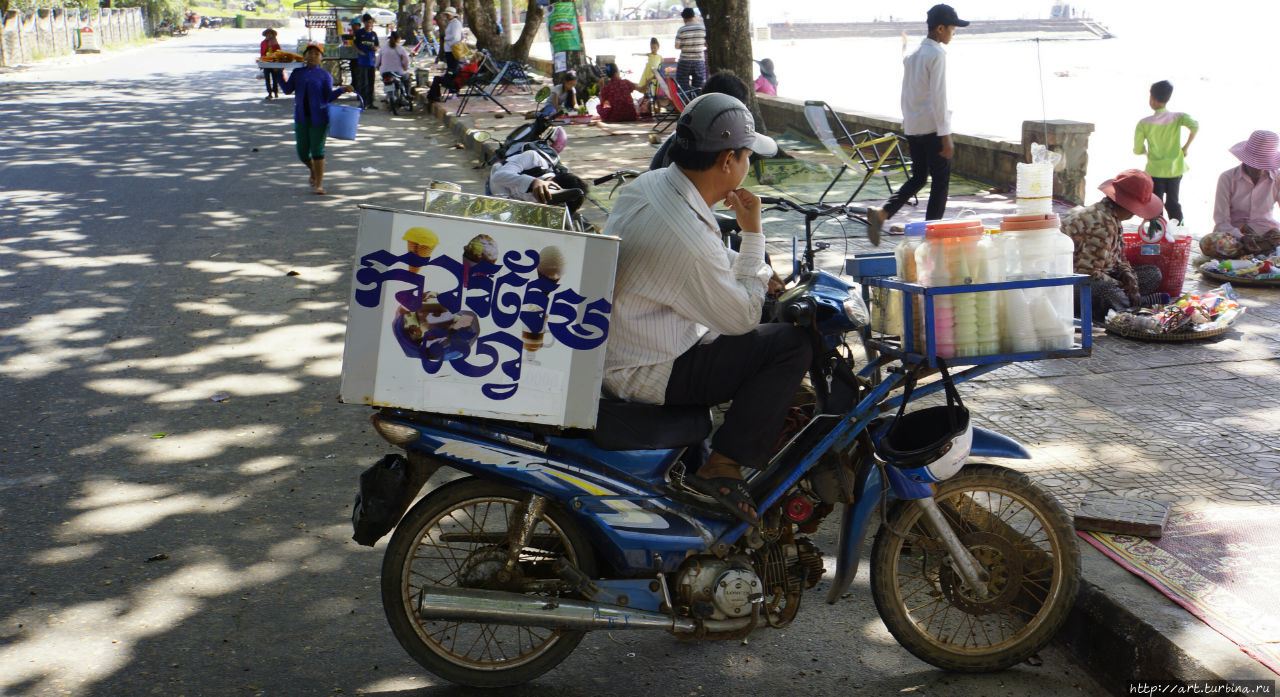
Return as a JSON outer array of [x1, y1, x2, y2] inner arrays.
[[1001, 213, 1074, 350], [890, 221, 928, 349], [915, 219, 983, 358]]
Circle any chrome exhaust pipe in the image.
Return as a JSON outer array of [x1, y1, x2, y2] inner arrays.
[[414, 586, 698, 632]]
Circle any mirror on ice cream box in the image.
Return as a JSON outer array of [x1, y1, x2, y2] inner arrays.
[[340, 199, 619, 429]]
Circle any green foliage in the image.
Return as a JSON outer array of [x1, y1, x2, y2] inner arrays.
[[6, 0, 84, 13]]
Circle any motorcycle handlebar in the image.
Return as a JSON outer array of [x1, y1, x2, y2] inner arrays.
[[593, 169, 642, 185], [545, 188, 584, 205], [760, 196, 852, 218]]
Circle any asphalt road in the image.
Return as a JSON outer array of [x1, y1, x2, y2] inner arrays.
[[0, 29, 1107, 697]]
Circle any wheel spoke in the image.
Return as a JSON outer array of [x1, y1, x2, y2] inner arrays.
[[389, 490, 586, 676]]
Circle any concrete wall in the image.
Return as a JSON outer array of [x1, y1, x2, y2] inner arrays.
[[1, 7, 146, 67], [510, 65, 1094, 204]]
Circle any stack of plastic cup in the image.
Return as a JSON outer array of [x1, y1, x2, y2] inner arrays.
[[1015, 162, 1054, 215], [952, 245, 980, 357], [1002, 288, 1040, 353], [915, 219, 984, 359]]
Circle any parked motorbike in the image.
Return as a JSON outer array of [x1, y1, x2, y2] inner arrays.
[[381, 71, 413, 116], [352, 196, 1081, 687]]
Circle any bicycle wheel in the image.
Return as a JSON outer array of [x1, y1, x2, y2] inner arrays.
[[870, 463, 1080, 672], [381, 478, 596, 687]]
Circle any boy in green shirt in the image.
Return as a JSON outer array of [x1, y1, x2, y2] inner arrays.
[[1134, 80, 1198, 224]]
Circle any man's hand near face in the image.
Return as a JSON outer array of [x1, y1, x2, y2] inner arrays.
[[724, 187, 761, 233]]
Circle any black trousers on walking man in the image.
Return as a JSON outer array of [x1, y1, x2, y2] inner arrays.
[[883, 132, 952, 221]]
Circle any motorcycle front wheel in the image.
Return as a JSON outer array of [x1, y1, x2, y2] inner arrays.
[[870, 463, 1080, 672], [381, 478, 596, 687]]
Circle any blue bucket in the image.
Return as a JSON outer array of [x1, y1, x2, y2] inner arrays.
[[329, 94, 363, 140]]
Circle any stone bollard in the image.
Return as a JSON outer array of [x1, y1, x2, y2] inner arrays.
[[1022, 119, 1094, 206]]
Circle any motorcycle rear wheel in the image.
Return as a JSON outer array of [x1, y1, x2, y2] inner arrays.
[[381, 478, 596, 687], [870, 463, 1080, 672]]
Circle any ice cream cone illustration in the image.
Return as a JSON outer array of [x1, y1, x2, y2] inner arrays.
[[461, 233, 499, 287], [537, 245, 565, 284], [402, 227, 438, 273]]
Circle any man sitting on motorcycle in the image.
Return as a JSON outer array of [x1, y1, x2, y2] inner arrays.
[[377, 32, 413, 103], [487, 126, 589, 217], [601, 93, 808, 525]]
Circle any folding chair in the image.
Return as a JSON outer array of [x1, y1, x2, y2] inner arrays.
[[496, 60, 535, 94], [455, 60, 512, 116], [652, 76, 694, 134], [802, 100, 914, 207]]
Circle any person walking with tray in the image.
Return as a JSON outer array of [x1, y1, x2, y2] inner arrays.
[[867, 4, 969, 242], [259, 28, 284, 100], [282, 44, 354, 195]]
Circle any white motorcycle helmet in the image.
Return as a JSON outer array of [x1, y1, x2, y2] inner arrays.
[[876, 366, 972, 484]]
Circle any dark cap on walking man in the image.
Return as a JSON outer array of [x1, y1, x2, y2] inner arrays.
[[927, 4, 969, 28]]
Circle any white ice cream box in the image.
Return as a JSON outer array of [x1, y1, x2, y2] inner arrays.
[[340, 198, 619, 429]]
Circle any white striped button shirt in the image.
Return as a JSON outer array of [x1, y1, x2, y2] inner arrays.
[[602, 166, 771, 405]]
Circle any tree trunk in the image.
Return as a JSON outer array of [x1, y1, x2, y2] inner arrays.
[[506, 0, 543, 63], [499, 0, 512, 36], [462, 0, 509, 59], [695, 0, 756, 113]]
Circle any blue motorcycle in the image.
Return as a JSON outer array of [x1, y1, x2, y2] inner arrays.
[[357, 197, 1082, 687]]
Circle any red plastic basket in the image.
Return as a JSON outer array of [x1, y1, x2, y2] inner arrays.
[[1123, 232, 1192, 296]]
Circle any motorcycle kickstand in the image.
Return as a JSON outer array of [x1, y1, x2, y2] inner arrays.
[[913, 497, 991, 599], [502, 494, 549, 578]]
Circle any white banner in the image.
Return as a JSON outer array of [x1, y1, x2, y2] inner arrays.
[[340, 204, 619, 428]]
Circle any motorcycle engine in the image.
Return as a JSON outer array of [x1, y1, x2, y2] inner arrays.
[[673, 555, 763, 621]]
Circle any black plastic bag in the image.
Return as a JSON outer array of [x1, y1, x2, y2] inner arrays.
[[351, 454, 412, 546]]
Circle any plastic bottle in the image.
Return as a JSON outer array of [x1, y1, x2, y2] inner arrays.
[[894, 222, 928, 350], [1001, 213, 1075, 351], [915, 219, 984, 359]]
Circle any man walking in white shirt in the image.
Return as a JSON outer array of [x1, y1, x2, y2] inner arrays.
[[868, 4, 969, 238], [602, 93, 808, 525]]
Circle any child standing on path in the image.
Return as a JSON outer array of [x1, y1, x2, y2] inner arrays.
[[867, 4, 969, 244], [1134, 80, 1198, 224]]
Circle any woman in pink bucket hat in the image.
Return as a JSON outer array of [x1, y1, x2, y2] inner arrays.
[[1201, 130, 1280, 259], [1061, 168, 1168, 320]]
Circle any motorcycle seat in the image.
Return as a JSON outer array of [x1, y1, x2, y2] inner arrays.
[[591, 399, 711, 452]]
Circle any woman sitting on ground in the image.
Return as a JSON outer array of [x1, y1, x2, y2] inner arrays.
[[538, 71, 578, 118], [1061, 169, 1167, 319], [597, 64, 638, 123], [1201, 130, 1280, 260]]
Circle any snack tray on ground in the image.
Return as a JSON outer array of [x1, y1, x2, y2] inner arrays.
[[556, 114, 598, 125], [848, 253, 1093, 368], [1199, 256, 1280, 287], [257, 60, 306, 70], [1104, 282, 1244, 341]]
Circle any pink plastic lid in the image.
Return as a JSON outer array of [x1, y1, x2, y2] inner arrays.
[[1001, 213, 1060, 231], [925, 219, 983, 239]]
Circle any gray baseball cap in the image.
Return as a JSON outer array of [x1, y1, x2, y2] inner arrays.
[[675, 92, 778, 157]]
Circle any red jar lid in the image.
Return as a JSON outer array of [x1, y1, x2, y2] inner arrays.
[[925, 219, 984, 238], [1001, 213, 1060, 231]]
